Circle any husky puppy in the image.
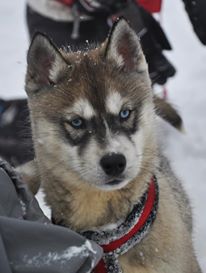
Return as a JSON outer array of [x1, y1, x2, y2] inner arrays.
[[25, 18, 201, 273]]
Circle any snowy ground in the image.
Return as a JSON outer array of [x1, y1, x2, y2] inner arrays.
[[0, 0, 205, 271]]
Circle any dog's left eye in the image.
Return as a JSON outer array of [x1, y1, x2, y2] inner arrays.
[[70, 117, 84, 129], [119, 109, 131, 121]]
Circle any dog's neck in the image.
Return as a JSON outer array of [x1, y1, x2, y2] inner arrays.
[[51, 175, 159, 273], [49, 167, 156, 232], [83, 176, 158, 240]]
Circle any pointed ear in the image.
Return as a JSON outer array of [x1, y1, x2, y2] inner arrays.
[[105, 18, 147, 72], [26, 33, 69, 95]]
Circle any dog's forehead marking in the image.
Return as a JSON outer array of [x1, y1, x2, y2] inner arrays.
[[71, 98, 95, 118], [106, 91, 123, 115]]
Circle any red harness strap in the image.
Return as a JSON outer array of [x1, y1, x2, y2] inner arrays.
[[94, 178, 156, 273]]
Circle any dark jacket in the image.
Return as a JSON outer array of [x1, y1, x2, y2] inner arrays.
[[0, 159, 102, 273], [182, 0, 206, 45]]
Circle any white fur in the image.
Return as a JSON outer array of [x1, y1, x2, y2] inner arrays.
[[110, 49, 124, 67], [69, 98, 95, 119], [107, 19, 148, 72], [49, 55, 67, 83], [92, 219, 124, 232], [106, 92, 123, 115]]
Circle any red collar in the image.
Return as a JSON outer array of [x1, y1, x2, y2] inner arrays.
[[52, 176, 158, 273], [88, 176, 158, 273]]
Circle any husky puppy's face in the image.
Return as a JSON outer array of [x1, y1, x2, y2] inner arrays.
[[26, 19, 155, 191]]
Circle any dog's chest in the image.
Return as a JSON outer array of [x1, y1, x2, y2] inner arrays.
[[81, 178, 159, 273]]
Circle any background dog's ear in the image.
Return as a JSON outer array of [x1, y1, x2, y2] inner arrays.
[[154, 96, 183, 132], [15, 160, 40, 195], [26, 33, 69, 95], [105, 18, 147, 73]]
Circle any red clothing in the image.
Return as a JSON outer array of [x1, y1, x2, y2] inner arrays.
[[57, 0, 75, 5], [137, 0, 162, 13], [57, 0, 162, 13]]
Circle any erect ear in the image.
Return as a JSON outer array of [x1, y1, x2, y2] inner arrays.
[[105, 18, 147, 72], [26, 33, 70, 95]]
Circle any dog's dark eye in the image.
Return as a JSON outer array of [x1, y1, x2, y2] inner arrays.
[[119, 109, 131, 121], [70, 117, 84, 129]]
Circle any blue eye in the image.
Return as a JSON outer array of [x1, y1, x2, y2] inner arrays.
[[119, 109, 131, 120], [70, 117, 83, 128]]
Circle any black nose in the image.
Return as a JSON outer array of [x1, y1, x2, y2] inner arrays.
[[100, 153, 126, 176]]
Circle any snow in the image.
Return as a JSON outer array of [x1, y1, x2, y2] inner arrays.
[[22, 240, 96, 267], [0, 0, 27, 99], [0, 0, 205, 271], [161, 1, 206, 270]]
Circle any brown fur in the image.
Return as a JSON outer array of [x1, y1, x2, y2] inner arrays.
[[15, 160, 39, 195], [25, 19, 201, 273], [154, 96, 183, 131]]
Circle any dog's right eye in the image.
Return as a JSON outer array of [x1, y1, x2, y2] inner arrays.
[[70, 117, 84, 129]]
